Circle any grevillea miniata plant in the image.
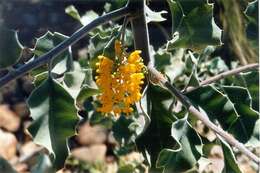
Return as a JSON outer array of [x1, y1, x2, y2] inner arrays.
[[0, 0, 259, 172]]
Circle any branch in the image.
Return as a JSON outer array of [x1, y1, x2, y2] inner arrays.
[[129, 0, 151, 66], [0, 6, 131, 88], [129, 0, 260, 164], [186, 63, 259, 92], [148, 65, 260, 164]]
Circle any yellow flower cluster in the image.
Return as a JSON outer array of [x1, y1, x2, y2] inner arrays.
[[95, 40, 145, 115]]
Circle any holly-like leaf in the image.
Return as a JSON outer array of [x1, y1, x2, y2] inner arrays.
[[154, 48, 172, 72], [218, 136, 242, 173], [186, 84, 259, 144], [33, 71, 49, 87], [218, 70, 259, 111], [63, 62, 86, 98], [112, 115, 136, 144], [206, 57, 229, 75], [166, 0, 183, 32], [167, 0, 208, 32], [156, 116, 202, 173], [136, 85, 177, 170], [33, 31, 73, 75], [145, 5, 167, 23], [186, 85, 238, 130], [222, 86, 259, 143], [76, 85, 100, 109], [186, 68, 200, 88], [176, 0, 207, 15], [65, 5, 81, 23], [246, 119, 260, 147], [80, 10, 99, 26], [27, 77, 79, 170], [245, 1, 258, 42], [167, 4, 222, 51], [135, 93, 151, 137], [87, 28, 119, 68], [241, 71, 259, 111], [0, 25, 23, 69]]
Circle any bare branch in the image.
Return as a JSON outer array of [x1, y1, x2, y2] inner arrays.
[[0, 6, 131, 88], [186, 63, 259, 92]]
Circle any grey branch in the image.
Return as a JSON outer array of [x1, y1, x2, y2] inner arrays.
[[186, 63, 259, 92], [0, 6, 131, 88]]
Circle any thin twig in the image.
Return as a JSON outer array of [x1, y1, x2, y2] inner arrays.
[[148, 65, 260, 164], [186, 63, 259, 92], [200, 63, 259, 85], [0, 6, 131, 88]]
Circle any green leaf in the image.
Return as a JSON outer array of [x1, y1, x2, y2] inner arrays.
[[65, 5, 99, 26], [33, 31, 73, 75], [218, 137, 242, 173], [80, 10, 99, 26], [89, 111, 114, 129], [76, 85, 100, 109], [176, 0, 207, 15], [88, 33, 110, 62], [186, 69, 200, 88], [167, 0, 183, 32], [186, 84, 259, 144], [145, 5, 167, 23], [0, 26, 23, 69], [167, 4, 222, 51], [63, 62, 86, 98], [222, 86, 259, 143], [112, 115, 136, 144], [135, 93, 151, 137], [167, 0, 208, 32], [27, 77, 79, 170], [102, 36, 118, 59], [221, 70, 259, 111], [154, 48, 172, 72], [154, 48, 185, 82], [102, 27, 122, 59], [136, 85, 177, 170], [241, 71, 259, 111], [87, 27, 120, 68], [104, 0, 127, 12], [156, 116, 202, 172], [186, 85, 238, 130], [206, 57, 229, 75], [246, 119, 260, 147], [0, 156, 18, 173], [31, 154, 54, 173], [33, 71, 49, 87], [183, 51, 200, 88], [245, 1, 258, 41], [65, 5, 81, 23]]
